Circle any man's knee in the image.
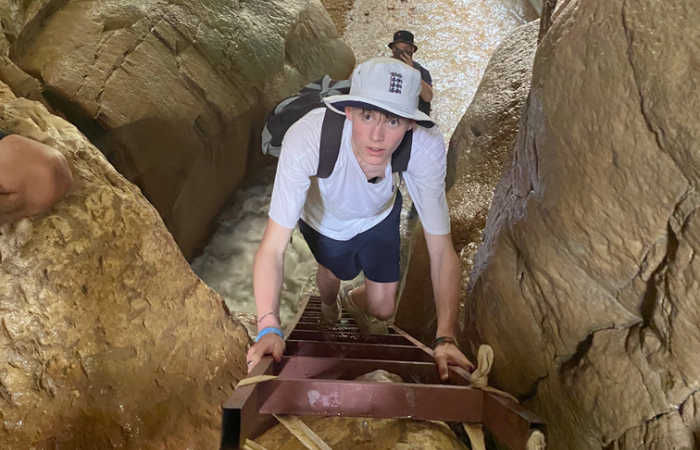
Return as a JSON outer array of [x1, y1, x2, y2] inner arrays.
[[364, 281, 398, 320], [369, 301, 395, 320]]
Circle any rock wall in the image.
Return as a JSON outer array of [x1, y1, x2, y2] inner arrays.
[[0, 0, 355, 258], [467, 0, 700, 448], [0, 82, 249, 449]]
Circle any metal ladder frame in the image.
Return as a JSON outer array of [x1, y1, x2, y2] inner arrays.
[[221, 295, 545, 449]]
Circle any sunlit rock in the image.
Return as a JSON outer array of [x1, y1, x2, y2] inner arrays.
[[1, 0, 354, 258], [467, 0, 700, 448], [0, 83, 249, 448]]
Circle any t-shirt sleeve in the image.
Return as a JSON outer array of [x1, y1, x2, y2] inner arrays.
[[403, 126, 450, 235], [268, 111, 322, 229]]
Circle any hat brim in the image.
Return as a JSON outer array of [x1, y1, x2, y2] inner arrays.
[[388, 41, 418, 52], [323, 95, 433, 127]]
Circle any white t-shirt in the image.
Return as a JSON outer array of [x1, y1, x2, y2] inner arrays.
[[269, 108, 450, 240]]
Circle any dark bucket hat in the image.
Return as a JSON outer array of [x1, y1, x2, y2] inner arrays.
[[388, 30, 418, 52]]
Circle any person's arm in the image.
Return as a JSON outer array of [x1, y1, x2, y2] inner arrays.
[[246, 218, 294, 371], [0, 134, 73, 225], [424, 230, 475, 380], [397, 53, 433, 103], [244, 111, 322, 372], [420, 79, 433, 103]]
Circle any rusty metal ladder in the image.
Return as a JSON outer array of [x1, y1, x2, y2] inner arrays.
[[221, 295, 545, 449]]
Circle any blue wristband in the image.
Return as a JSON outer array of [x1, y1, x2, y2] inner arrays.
[[255, 326, 284, 342]]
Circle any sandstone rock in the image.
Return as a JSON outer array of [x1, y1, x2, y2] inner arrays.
[[395, 22, 539, 346], [467, 0, 700, 448], [2, 0, 355, 258], [319, 0, 354, 35], [0, 83, 249, 448]]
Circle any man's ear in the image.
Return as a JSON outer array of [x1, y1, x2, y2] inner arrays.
[[344, 106, 354, 120], [408, 120, 417, 130]]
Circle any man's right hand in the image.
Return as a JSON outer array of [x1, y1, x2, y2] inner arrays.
[[246, 334, 285, 373]]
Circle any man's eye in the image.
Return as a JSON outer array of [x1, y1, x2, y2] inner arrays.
[[388, 118, 400, 127]]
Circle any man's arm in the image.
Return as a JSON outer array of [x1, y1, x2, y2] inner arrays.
[[424, 231, 474, 379], [397, 53, 433, 103], [0, 134, 73, 225], [246, 218, 295, 371], [420, 80, 433, 103]]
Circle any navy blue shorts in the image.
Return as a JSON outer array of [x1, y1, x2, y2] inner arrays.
[[299, 191, 402, 283]]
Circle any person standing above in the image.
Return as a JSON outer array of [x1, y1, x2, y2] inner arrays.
[[246, 57, 473, 380], [0, 131, 73, 225], [389, 30, 433, 116]]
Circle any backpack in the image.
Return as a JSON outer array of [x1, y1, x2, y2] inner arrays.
[[261, 75, 412, 178]]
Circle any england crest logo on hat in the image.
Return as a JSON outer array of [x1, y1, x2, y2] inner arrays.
[[389, 72, 403, 94]]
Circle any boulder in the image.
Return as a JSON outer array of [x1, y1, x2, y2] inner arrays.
[[467, 0, 700, 448], [1, 0, 355, 258], [0, 82, 249, 449]]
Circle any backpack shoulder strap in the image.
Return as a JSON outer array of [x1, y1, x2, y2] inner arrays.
[[391, 130, 413, 173], [316, 109, 345, 178]]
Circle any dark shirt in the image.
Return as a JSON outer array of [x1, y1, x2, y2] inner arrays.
[[412, 60, 432, 116]]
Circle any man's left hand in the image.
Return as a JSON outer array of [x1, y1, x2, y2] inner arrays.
[[433, 342, 475, 381]]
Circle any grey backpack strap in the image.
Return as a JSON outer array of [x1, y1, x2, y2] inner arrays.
[[316, 109, 346, 178]]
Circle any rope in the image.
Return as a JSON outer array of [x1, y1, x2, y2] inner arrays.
[[462, 345, 525, 449], [273, 414, 333, 450], [469, 344, 519, 403], [235, 375, 279, 389], [236, 376, 333, 449], [242, 439, 270, 450], [462, 424, 486, 450], [527, 430, 546, 450]]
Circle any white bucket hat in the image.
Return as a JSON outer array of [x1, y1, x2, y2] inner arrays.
[[324, 57, 433, 126]]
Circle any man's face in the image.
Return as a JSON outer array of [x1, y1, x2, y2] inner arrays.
[[345, 107, 415, 167], [391, 42, 414, 60]]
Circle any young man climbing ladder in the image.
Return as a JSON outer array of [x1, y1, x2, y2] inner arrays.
[[246, 57, 474, 380]]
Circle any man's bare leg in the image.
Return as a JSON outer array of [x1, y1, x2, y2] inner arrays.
[[348, 279, 398, 321], [316, 264, 342, 326], [316, 264, 341, 305]]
